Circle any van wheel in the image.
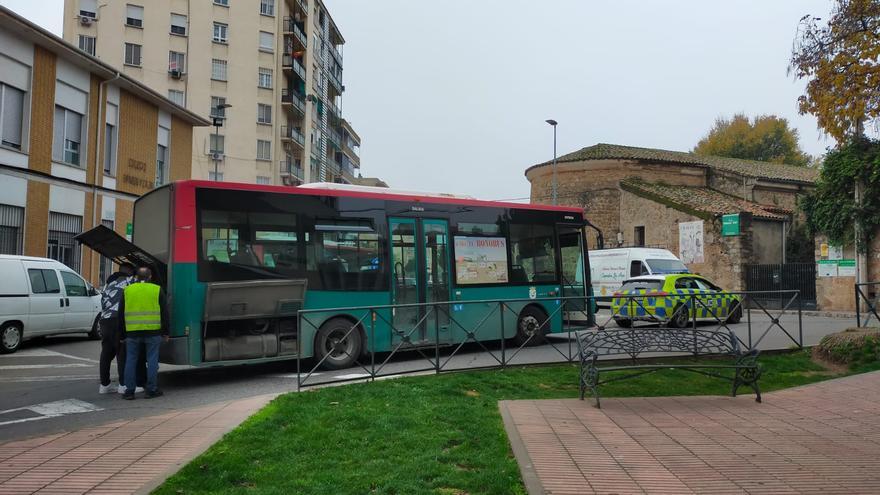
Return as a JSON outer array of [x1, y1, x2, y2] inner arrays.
[[514, 306, 548, 347], [88, 317, 102, 340], [315, 318, 363, 370], [1, 323, 22, 354]]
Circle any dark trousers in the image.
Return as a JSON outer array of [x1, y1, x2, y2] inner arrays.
[[99, 318, 146, 387]]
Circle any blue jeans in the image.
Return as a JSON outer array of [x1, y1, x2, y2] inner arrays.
[[125, 334, 161, 394]]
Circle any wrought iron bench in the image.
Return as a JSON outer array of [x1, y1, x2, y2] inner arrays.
[[577, 328, 762, 408]]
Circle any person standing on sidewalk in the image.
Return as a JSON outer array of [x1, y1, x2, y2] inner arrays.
[[98, 263, 146, 394], [119, 266, 169, 399]]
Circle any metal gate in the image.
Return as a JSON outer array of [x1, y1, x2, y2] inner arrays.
[[744, 263, 816, 310]]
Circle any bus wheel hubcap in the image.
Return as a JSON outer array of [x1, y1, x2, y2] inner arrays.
[[2, 327, 19, 348], [520, 316, 539, 336], [327, 331, 351, 359]]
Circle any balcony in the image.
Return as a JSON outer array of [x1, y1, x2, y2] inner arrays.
[[281, 88, 306, 115], [326, 127, 342, 151], [338, 153, 357, 177], [326, 98, 341, 119], [283, 17, 308, 49], [281, 126, 305, 149], [282, 53, 306, 81], [327, 69, 343, 95], [284, 0, 308, 18], [279, 159, 304, 185], [329, 43, 342, 65]]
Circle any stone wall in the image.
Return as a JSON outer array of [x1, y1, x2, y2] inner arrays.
[[617, 190, 752, 290]]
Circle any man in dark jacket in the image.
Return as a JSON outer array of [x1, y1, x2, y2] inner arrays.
[[98, 263, 145, 394], [119, 266, 169, 399]]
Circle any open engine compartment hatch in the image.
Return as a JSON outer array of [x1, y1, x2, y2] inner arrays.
[[75, 224, 167, 283]]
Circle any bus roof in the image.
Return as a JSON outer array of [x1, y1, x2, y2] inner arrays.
[[169, 180, 585, 214]]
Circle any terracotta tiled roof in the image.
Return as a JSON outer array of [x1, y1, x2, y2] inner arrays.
[[620, 177, 790, 221], [529, 143, 818, 184]]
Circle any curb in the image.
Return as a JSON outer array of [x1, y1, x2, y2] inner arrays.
[[499, 400, 545, 495]]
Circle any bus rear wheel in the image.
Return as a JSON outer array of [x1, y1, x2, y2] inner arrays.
[[315, 318, 363, 370], [514, 306, 548, 347]]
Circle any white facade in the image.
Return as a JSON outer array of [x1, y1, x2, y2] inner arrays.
[[63, 0, 363, 186]]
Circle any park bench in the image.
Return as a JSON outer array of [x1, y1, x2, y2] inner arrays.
[[577, 327, 762, 408]]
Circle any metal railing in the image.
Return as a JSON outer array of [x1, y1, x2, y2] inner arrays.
[[856, 282, 880, 327], [282, 54, 307, 80], [295, 290, 804, 389], [283, 17, 308, 48], [281, 88, 305, 113], [280, 126, 305, 147]]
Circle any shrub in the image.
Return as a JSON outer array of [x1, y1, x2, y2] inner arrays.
[[815, 328, 880, 367]]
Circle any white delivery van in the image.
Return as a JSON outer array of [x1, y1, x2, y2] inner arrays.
[[0, 255, 102, 353], [588, 248, 688, 306]]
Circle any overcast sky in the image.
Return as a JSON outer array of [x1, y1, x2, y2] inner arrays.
[[1, 0, 835, 201]]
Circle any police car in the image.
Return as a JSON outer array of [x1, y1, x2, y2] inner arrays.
[[611, 274, 742, 328]]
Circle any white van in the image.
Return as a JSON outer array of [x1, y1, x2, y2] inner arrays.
[[589, 248, 688, 305], [0, 255, 102, 353]]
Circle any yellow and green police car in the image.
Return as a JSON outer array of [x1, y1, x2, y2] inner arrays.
[[611, 274, 742, 328]]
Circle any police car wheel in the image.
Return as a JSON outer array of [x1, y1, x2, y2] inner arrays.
[[727, 306, 742, 324], [614, 317, 632, 328], [514, 307, 548, 347], [669, 305, 689, 328]]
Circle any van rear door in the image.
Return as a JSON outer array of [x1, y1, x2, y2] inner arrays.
[[75, 225, 166, 284]]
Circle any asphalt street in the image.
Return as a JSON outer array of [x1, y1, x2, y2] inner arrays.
[[0, 311, 856, 443]]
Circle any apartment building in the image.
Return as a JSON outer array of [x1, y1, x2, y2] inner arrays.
[[0, 6, 209, 285], [62, 0, 363, 185]]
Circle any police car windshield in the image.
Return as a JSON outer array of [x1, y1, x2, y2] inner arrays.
[[620, 280, 663, 292], [646, 259, 688, 274]]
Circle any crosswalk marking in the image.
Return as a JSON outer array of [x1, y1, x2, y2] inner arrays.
[[0, 363, 91, 370], [0, 399, 103, 427], [0, 348, 99, 363]]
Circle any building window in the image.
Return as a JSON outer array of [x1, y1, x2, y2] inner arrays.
[[0, 84, 25, 150], [170, 13, 187, 36], [52, 105, 84, 167], [104, 123, 116, 175], [259, 31, 274, 52], [209, 134, 225, 154], [258, 68, 273, 89], [168, 89, 185, 106], [156, 144, 168, 186], [210, 96, 227, 118], [213, 22, 228, 43], [125, 4, 144, 28], [124, 43, 142, 66], [260, 0, 275, 16], [168, 51, 185, 73], [214, 0, 229, 6], [209, 171, 223, 181], [78, 35, 96, 56], [79, 0, 97, 18], [0, 204, 24, 255], [634, 226, 645, 247], [256, 139, 271, 160], [256, 176, 271, 185], [47, 212, 83, 273], [211, 59, 227, 81], [257, 103, 272, 124]]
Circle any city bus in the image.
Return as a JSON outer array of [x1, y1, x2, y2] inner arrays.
[[77, 180, 593, 370]]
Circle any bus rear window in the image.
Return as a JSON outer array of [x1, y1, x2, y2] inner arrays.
[[620, 280, 663, 292]]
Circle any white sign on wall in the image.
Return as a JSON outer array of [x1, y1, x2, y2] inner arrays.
[[678, 220, 704, 264]]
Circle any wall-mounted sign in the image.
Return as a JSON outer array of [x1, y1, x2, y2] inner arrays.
[[838, 259, 856, 277], [828, 245, 844, 261], [721, 214, 740, 236], [126, 222, 133, 241], [820, 243, 829, 257], [679, 220, 704, 264], [817, 260, 838, 277]]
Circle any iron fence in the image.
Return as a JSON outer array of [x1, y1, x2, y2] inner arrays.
[[855, 282, 880, 327], [295, 290, 804, 389]]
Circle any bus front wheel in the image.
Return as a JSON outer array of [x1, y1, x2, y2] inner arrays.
[[514, 306, 548, 347], [315, 318, 363, 370]]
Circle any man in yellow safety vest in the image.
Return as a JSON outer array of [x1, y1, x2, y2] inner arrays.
[[119, 266, 169, 399]]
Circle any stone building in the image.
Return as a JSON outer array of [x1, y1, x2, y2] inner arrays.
[[0, 6, 209, 286], [525, 143, 818, 291]]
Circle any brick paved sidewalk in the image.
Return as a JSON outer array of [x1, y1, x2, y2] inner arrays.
[[501, 371, 880, 494], [0, 394, 274, 495]]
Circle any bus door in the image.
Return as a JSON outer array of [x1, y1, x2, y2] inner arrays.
[[557, 224, 588, 323], [389, 218, 451, 346]]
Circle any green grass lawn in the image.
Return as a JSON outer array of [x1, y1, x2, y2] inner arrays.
[[156, 350, 850, 495]]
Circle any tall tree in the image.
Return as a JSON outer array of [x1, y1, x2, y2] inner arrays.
[[790, 0, 880, 142], [693, 114, 812, 166]]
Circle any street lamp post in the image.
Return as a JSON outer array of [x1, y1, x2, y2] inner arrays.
[[212, 103, 232, 181], [545, 119, 558, 205]]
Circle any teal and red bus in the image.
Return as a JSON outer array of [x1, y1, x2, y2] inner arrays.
[[78, 180, 592, 369]]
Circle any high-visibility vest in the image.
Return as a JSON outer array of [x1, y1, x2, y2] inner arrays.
[[123, 282, 162, 332]]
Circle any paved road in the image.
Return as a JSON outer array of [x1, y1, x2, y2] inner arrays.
[[0, 311, 855, 443]]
